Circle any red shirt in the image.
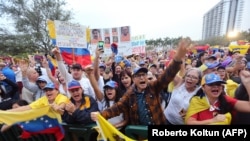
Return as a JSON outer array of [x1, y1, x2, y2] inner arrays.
[[191, 95, 237, 121]]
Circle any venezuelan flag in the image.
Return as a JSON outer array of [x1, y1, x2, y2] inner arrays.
[[0, 106, 64, 141], [47, 55, 58, 76], [95, 113, 148, 141], [59, 47, 92, 67], [185, 95, 232, 125]]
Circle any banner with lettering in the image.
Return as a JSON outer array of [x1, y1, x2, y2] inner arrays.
[[53, 20, 87, 48], [47, 20, 91, 67], [131, 35, 146, 54]]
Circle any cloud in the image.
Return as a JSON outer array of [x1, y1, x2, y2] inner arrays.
[[66, 0, 221, 40]]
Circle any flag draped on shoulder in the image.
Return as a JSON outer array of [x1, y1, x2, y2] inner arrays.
[[185, 96, 232, 125], [0, 106, 64, 141], [95, 113, 148, 141]]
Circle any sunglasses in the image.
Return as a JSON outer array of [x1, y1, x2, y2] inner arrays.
[[207, 83, 222, 87]]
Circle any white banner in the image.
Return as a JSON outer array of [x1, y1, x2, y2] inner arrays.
[[54, 20, 87, 48], [89, 26, 132, 56]]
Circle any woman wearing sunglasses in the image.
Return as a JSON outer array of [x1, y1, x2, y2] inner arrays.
[[185, 71, 250, 125]]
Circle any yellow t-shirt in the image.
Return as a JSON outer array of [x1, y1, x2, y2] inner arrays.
[[30, 93, 69, 109], [29, 93, 70, 123]]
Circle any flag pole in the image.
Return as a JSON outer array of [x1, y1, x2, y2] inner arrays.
[[72, 48, 75, 64]]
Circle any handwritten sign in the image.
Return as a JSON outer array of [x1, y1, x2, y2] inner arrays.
[[131, 35, 146, 54], [54, 20, 87, 48]]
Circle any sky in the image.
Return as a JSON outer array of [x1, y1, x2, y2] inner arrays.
[[65, 0, 221, 40]]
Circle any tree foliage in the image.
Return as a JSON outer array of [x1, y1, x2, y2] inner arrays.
[[145, 29, 250, 52], [0, 0, 72, 56]]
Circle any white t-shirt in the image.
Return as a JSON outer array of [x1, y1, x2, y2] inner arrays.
[[57, 61, 95, 99], [164, 83, 200, 125], [15, 67, 22, 82]]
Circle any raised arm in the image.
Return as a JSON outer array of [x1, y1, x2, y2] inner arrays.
[[234, 70, 250, 112], [93, 46, 102, 81], [85, 65, 104, 101], [51, 47, 72, 82], [41, 56, 58, 85], [152, 38, 192, 94]]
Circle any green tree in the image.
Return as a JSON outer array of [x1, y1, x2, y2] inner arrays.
[[0, 0, 73, 56]]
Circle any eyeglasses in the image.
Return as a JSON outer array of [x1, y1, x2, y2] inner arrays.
[[69, 88, 80, 93], [206, 83, 222, 87], [185, 75, 198, 80], [134, 73, 147, 78]]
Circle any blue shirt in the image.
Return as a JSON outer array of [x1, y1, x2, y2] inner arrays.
[[136, 91, 151, 125]]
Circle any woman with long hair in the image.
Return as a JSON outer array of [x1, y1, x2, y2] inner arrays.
[[119, 69, 133, 95], [85, 65, 128, 130]]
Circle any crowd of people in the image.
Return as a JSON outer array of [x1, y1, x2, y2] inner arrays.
[[0, 38, 250, 140]]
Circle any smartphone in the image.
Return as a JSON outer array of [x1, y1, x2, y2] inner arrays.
[[98, 41, 104, 53]]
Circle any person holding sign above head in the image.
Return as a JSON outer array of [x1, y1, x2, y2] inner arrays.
[[120, 26, 130, 42], [91, 29, 102, 44]]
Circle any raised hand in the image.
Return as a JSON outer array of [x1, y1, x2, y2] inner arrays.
[[51, 46, 60, 55], [240, 70, 250, 87], [19, 60, 29, 72], [84, 65, 94, 76], [174, 38, 192, 61]]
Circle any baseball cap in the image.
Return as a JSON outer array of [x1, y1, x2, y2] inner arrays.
[[43, 82, 57, 89], [247, 62, 250, 69], [139, 61, 145, 66], [36, 76, 47, 83], [71, 63, 83, 70], [201, 73, 226, 86], [99, 63, 106, 69], [207, 54, 217, 60], [68, 80, 81, 90], [149, 64, 157, 69], [104, 80, 118, 89], [123, 59, 131, 67], [217, 65, 226, 70], [133, 67, 148, 75], [115, 55, 123, 64], [199, 62, 220, 72], [206, 62, 220, 69]]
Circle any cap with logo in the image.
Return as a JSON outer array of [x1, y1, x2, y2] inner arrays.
[[201, 73, 226, 85]]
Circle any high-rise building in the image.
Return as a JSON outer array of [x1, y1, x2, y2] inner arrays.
[[202, 0, 250, 40]]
